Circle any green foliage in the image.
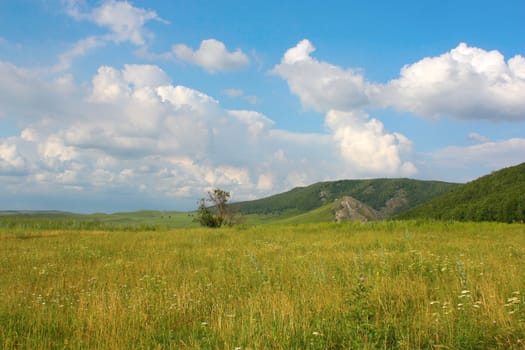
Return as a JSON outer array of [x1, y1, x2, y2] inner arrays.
[[230, 178, 459, 219], [399, 162, 525, 223], [194, 188, 234, 227], [195, 199, 221, 227]]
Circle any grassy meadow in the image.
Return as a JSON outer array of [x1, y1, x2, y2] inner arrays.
[[1, 221, 525, 349]]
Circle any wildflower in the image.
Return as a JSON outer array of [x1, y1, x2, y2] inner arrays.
[[312, 331, 322, 336]]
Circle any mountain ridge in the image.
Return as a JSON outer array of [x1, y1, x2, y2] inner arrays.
[[231, 178, 460, 221]]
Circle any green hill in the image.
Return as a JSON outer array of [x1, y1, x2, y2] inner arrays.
[[398, 162, 525, 223], [231, 178, 459, 222]]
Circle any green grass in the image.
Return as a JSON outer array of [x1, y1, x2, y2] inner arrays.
[[0, 210, 198, 230], [1, 221, 525, 349], [270, 202, 335, 224]]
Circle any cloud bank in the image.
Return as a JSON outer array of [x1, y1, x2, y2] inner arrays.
[[1, 34, 524, 211], [2, 61, 404, 210]]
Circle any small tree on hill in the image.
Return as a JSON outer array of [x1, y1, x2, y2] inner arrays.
[[195, 188, 233, 227]]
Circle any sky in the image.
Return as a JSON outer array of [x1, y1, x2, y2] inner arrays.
[[0, 0, 524, 213]]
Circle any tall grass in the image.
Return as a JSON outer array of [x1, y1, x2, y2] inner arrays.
[[1, 221, 524, 349]]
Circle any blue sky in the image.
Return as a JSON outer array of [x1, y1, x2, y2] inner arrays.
[[0, 0, 524, 212]]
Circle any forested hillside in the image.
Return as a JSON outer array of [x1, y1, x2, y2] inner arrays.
[[398, 162, 525, 223], [232, 178, 459, 218]]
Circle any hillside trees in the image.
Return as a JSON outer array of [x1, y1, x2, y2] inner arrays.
[[398, 162, 525, 223]]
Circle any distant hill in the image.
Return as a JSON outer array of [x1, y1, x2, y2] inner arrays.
[[398, 162, 525, 223], [231, 178, 459, 222]]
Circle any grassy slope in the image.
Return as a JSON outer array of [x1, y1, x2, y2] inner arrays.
[[231, 178, 459, 218], [2, 221, 525, 349], [267, 201, 335, 225], [398, 162, 525, 223]]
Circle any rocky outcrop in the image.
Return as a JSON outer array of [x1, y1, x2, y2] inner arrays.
[[333, 196, 381, 222]]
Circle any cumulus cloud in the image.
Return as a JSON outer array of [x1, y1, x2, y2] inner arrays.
[[272, 39, 370, 112], [378, 43, 525, 121], [274, 40, 525, 122], [325, 110, 416, 177], [66, 0, 164, 45], [7, 42, 522, 211], [173, 39, 250, 73], [0, 141, 27, 175], [122, 64, 171, 88], [0, 59, 421, 210]]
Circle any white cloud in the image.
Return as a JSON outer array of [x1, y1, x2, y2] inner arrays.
[[56, 0, 165, 72], [173, 39, 250, 73], [2, 60, 405, 209], [272, 39, 370, 112], [0, 61, 82, 119], [377, 43, 525, 121], [5, 56, 521, 212], [122, 64, 171, 88], [228, 110, 274, 140], [40, 136, 78, 169], [0, 141, 27, 175], [92, 1, 162, 45], [90, 66, 131, 102], [325, 110, 416, 177], [274, 40, 525, 122], [66, 0, 164, 45]]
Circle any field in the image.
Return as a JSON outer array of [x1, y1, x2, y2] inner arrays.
[[1, 221, 525, 349]]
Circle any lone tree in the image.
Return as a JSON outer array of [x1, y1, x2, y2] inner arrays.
[[195, 188, 233, 227]]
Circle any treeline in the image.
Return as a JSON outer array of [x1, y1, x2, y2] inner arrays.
[[399, 162, 525, 223]]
